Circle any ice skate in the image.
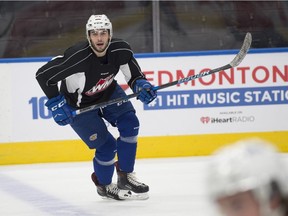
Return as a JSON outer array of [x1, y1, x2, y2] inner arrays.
[[115, 162, 149, 200], [91, 172, 132, 201]]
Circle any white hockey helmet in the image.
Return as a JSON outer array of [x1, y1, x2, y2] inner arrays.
[[86, 14, 113, 41], [206, 138, 288, 215]]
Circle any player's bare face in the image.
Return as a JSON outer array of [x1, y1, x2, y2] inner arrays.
[[89, 29, 110, 55], [216, 191, 261, 216]]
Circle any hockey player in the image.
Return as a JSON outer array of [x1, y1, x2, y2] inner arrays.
[[205, 139, 288, 216], [36, 14, 157, 200]]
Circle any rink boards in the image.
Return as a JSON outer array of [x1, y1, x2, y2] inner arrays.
[[0, 48, 287, 165]]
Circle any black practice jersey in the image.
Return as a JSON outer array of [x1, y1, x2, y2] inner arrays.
[[36, 38, 146, 108]]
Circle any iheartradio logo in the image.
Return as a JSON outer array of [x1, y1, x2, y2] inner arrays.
[[200, 117, 210, 124]]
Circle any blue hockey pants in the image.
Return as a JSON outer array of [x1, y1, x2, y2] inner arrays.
[[70, 84, 139, 185]]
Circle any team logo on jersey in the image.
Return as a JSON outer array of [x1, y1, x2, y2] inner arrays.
[[85, 74, 115, 96]]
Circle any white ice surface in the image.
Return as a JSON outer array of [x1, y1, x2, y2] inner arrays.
[[1, 155, 287, 216]]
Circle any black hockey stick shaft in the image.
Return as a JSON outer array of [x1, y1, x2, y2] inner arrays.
[[73, 32, 252, 116], [154, 63, 232, 91]]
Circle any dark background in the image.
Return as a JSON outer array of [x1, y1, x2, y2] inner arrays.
[[0, 1, 287, 58]]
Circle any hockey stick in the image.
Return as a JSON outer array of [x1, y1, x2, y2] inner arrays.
[[72, 32, 252, 116]]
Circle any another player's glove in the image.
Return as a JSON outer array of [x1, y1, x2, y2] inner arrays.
[[45, 94, 74, 126], [133, 79, 157, 104]]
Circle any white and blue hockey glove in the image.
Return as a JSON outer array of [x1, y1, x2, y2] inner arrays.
[[133, 79, 157, 104], [45, 95, 74, 126]]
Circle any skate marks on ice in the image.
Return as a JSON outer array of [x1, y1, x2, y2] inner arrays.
[[0, 172, 94, 216], [0, 157, 217, 216]]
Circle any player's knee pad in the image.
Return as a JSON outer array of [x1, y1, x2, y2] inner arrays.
[[95, 133, 117, 162], [116, 111, 139, 138]]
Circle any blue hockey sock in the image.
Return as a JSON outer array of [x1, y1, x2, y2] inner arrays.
[[117, 137, 137, 173], [93, 157, 114, 185], [93, 133, 116, 185]]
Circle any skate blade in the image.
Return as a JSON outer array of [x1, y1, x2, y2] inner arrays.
[[120, 191, 149, 200], [100, 191, 149, 201]]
